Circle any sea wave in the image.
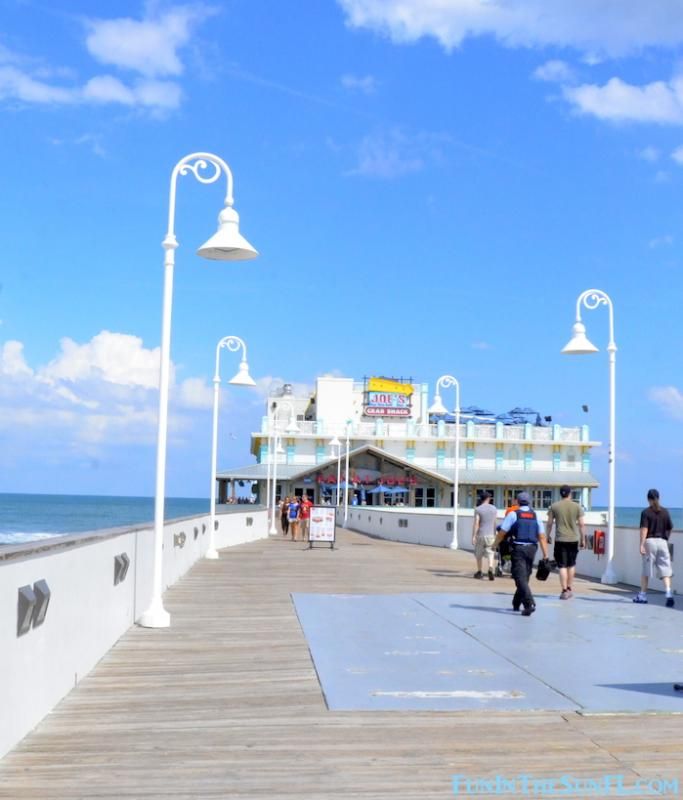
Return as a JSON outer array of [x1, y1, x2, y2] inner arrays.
[[0, 531, 65, 546]]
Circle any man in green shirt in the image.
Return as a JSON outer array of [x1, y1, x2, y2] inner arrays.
[[545, 485, 585, 600]]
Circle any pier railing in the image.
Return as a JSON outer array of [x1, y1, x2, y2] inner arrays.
[[0, 506, 268, 760]]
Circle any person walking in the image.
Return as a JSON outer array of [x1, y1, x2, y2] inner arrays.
[[633, 488, 674, 607], [545, 485, 586, 599], [472, 491, 498, 580], [287, 496, 301, 541], [299, 494, 313, 541], [494, 492, 548, 616], [280, 496, 290, 537]]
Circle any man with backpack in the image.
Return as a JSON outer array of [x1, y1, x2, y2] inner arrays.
[[494, 492, 548, 616]]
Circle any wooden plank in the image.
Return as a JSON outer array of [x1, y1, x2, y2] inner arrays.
[[0, 530, 681, 799]]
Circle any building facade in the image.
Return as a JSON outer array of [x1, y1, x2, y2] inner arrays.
[[217, 375, 599, 510]]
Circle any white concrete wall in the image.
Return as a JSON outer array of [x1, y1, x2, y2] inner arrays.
[[338, 506, 682, 595], [0, 507, 267, 759]]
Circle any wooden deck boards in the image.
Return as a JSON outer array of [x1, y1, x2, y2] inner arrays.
[[1, 530, 681, 799]]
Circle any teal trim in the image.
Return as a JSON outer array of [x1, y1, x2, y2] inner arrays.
[[406, 446, 415, 462], [316, 445, 325, 464], [259, 443, 268, 462], [524, 450, 533, 470], [582, 453, 591, 472], [466, 447, 474, 469], [553, 451, 561, 471], [436, 445, 445, 468], [495, 447, 503, 469], [286, 444, 295, 465], [495, 422, 504, 440]]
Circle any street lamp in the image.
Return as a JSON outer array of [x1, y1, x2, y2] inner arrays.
[[206, 335, 255, 560], [429, 375, 461, 549], [329, 435, 341, 506], [562, 288, 617, 585], [343, 419, 352, 524], [269, 400, 299, 535], [138, 152, 257, 629]]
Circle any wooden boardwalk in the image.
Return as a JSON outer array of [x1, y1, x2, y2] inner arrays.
[[1, 529, 681, 799]]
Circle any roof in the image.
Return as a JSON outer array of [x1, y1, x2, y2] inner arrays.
[[218, 446, 598, 488]]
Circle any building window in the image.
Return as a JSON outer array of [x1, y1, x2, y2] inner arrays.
[[507, 446, 522, 468], [503, 488, 526, 509], [532, 489, 553, 509]]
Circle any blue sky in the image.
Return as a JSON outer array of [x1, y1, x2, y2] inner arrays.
[[1, 0, 683, 505]]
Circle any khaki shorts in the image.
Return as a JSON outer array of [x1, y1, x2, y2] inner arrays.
[[642, 538, 672, 579], [475, 535, 496, 561]]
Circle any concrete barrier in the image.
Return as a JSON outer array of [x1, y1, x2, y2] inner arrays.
[[0, 506, 267, 759]]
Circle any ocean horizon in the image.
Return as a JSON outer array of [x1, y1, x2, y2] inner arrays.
[[1, 492, 681, 547]]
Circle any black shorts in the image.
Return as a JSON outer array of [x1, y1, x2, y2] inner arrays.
[[554, 541, 579, 568]]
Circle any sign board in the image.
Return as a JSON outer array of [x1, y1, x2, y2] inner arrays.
[[308, 506, 336, 549], [363, 376, 413, 418]]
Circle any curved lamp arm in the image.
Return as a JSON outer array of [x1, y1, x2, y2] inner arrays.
[[436, 374, 461, 412], [214, 335, 248, 382], [575, 289, 616, 351], [167, 153, 234, 242]]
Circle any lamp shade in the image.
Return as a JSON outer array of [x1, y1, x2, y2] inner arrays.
[[275, 439, 285, 454], [329, 435, 341, 448], [285, 416, 300, 434], [197, 206, 258, 261], [561, 322, 599, 355], [428, 394, 449, 415], [228, 360, 256, 386]]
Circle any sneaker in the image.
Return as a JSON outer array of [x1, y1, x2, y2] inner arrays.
[[666, 596, 675, 608], [521, 604, 536, 617], [560, 590, 570, 600], [633, 593, 648, 604], [512, 603, 520, 612], [473, 571, 483, 579], [488, 569, 495, 581]]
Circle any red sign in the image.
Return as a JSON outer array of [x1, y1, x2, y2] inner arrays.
[[364, 406, 411, 417]]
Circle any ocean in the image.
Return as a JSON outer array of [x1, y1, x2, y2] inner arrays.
[[0, 493, 209, 546], [0, 494, 680, 547]]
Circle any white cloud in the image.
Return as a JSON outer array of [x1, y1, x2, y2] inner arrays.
[[471, 341, 492, 350], [563, 76, 683, 125], [41, 331, 162, 388], [347, 128, 449, 178], [85, 6, 210, 77], [338, 0, 683, 58], [672, 145, 683, 164], [649, 234, 674, 248], [638, 146, 661, 162], [341, 73, 379, 94], [178, 377, 214, 410], [0, 5, 209, 112], [533, 60, 575, 84], [0, 340, 33, 376], [649, 386, 683, 420]]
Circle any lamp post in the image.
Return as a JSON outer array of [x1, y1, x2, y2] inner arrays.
[[343, 419, 352, 524], [269, 400, 298, 535], [206, 336, 255, 560], [329, 435, 341, 506], [138, 153, 257, 629], [429, 375, 461, 549], [562, 289, 617, 585]]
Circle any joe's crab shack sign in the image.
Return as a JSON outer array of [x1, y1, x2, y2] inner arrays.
[[363, 376, 413, 417]]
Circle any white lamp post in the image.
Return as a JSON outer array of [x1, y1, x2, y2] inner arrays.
[[343, 419, 352, 524], [429, 375, 461, 549], [206, 336, 255, 560], [329, 435, 341, 506], [269, 400, 298, 535], [138, 153, 257, 629], [562, 289, 617, 585]]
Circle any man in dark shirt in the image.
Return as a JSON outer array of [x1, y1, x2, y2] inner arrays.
[[633, 488, 674, 607]]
